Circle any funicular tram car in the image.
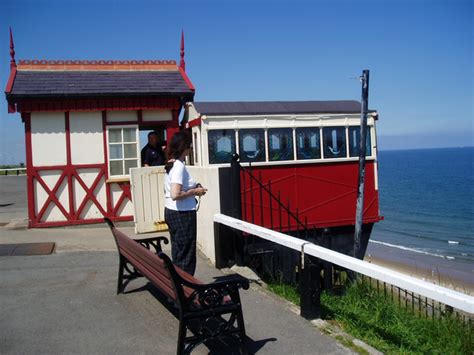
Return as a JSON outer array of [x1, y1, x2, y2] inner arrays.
[[184, 100, 383, 281]]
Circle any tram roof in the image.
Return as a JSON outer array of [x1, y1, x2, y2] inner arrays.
[[193, 100, 371, 116]]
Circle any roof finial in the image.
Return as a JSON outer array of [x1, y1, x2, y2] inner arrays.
[[9, 27, 16, 68], [179, 30, 185, 71]]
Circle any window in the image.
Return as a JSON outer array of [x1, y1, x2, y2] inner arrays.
[[322, 127, 346, 158], [208, 129, 236, 164], [349, 126, 372, 157], [107, 126, 139, 177], [238, 129, 265, 163], [268, 128, 294, 161], [296, 127, 321, 160]]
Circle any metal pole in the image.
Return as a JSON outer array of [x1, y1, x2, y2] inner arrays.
[[354, 69, 369, 259], [230, 154, 244, 265]]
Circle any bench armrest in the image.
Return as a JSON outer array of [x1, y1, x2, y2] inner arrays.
[[182, 274, 249, 310], [134, 236, 169, 254]]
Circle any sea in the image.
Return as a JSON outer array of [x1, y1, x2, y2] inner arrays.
[[371, 147, 474, 266]]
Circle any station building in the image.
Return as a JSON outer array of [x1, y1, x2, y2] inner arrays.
[[5, 30, 194, 228]]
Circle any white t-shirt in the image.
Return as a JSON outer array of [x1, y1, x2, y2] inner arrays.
[[165, 160, 197, 211]]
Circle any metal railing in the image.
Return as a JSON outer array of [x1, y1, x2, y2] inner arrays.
[[0, 167, 26, 176], [214, 213, 474, 316]]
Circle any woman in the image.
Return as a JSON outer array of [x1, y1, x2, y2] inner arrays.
[[164, 131, 207, 275]]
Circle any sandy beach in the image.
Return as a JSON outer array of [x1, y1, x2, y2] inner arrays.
[[365, 241, 474, 295]]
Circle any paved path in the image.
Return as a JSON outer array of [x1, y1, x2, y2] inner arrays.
[[0, 175, 27, 224], [0, 176, 352, 354]]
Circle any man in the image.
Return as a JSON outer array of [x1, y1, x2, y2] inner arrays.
[[141, 131, 165, 166]]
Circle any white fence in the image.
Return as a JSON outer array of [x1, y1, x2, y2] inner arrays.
[[214, 213, 474, 314], [0, 167, 26, 175]]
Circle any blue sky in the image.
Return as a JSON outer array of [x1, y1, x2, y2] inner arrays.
[[0, 0, 472, 164]]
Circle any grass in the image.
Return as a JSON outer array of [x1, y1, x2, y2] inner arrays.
[[266, 277, 474, 354]]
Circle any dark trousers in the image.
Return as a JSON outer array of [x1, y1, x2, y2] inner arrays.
[[164, 208, 197, 276]]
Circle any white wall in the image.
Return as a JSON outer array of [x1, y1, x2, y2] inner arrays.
[[31, 112, 66, 166], [187, 166, 221, 264], [70, 112, 104, 165], [142, 109, 172, 122], [31, 110, 110, 223], [107, 110, 137, 122]]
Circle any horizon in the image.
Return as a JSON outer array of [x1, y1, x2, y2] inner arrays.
[[0, 0, 472, 164]]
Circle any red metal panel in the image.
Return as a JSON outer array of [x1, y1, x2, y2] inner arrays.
[[241, 161, 381, 231]]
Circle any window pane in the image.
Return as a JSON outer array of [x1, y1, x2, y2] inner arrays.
[[323, 127, 346, 158], [296, 128, 321, 160], [124, 143, 137, 159], [268, 128, 294, 161], [109, 129, 122, 143], [208, 130, 236, 164], [109, 144, 123, 159], [239, 129, 265, 162], [110, 161, 123, 176], [123, 128, 136, 143], [349, 127, 372, 157], [124, 160, 138, 174]]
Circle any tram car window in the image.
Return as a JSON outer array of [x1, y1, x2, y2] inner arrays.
[[349, 126, 372, 157], [323, 127, 347, 158], [238, 129, 265, 162], [296, 127, 321, 160], [208, 129, 236, 164], [268, 128, 294, 161]]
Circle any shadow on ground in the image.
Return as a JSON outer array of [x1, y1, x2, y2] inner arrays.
[[124, 282, 277, 354]]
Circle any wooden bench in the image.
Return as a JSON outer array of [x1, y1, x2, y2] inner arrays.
[[104, 218, 249, 354]]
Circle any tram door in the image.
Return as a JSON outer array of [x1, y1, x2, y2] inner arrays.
[[130, 167, 168, 234]]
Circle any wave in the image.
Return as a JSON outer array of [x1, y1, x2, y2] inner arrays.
[[370, 239, 448, 259], [375, 226, 474, 247]]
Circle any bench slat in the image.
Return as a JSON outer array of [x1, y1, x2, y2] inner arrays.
[[120, 248, 178, 301], [115, 232, 176, 295]]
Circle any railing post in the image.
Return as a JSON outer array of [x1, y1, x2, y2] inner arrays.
[[300, 254, 322, 319], [230, 154, 244, 265]]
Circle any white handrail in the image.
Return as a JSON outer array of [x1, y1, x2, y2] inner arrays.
[[0, 168, 26, 172], [214, 213, 474, 314]]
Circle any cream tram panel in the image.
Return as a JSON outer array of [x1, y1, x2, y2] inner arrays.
[[31, 112, 67, 166]]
